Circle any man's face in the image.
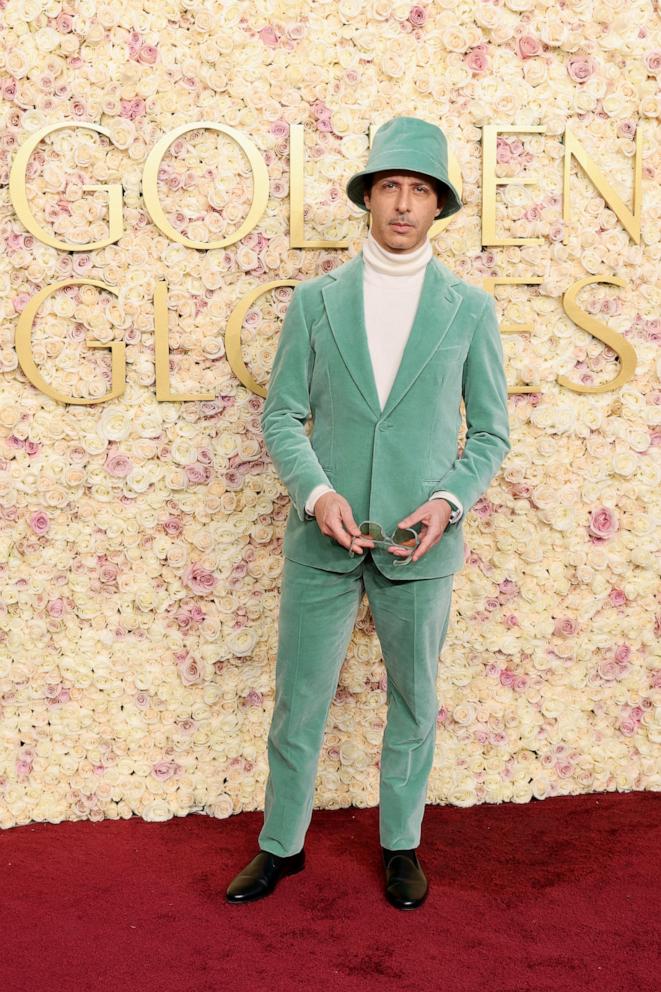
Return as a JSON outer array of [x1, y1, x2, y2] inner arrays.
[[363, 170, 446, 254]]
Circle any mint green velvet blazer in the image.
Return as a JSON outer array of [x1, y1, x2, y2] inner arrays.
[[261, 251, 511, 580]]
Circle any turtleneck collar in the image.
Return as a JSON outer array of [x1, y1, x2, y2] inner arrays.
[[362, 227, 432, 277]]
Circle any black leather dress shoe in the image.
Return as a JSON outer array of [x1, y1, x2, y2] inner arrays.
[[382, 847, 428, 909], [225, 848, 305, 903]]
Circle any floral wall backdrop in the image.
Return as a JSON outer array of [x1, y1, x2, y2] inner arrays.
[[0, 0, 659, 828]]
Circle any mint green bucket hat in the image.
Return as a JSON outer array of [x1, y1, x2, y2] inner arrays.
[[346, 116, 462, 221]]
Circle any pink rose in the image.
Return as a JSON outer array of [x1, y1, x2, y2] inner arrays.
[[311, 100, 329, 118], [614, 644, 631, 665], [597, 658, 621, 681], [55, 13, 74, 32], [47, 598, 65, 617], [231, 561, 249, 581], [496, 136, 514, 164], [517, 34, 542, 59], [178, 657, 203, 685], [567, 55, 597, 83], [617, 120, 637, 139], [138, 45, 158, 65], [128, 31, 142, 57], [644, 50, 661, 74], [13, 292, 31, 312], [185, 462, 211, 484], [120, 98, 146, 120], [99, 562, 119, 584], [465, 46, 489, 73], [609, 588, 627, 607], [29, 510, 49, 536], [175, 608, 195, 631], [152, 760, 178, 780], [105, 452, 133, 477], [554, 617, 578, 636], [16, 755, 34, 778], [259, 25, 279, 47], [408, 6, 427, 27], [183, 562, 218, 595], [588, 506, 618, 539], [499, 578, 519, 596], [523, 204, 543, 221], [269, 119, 289, 138]]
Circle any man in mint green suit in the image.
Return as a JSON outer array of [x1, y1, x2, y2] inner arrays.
[[226, 117, 511, 909]]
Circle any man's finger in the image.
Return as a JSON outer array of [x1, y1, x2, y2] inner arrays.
[[339, 505, 361, 539], [410, 530, 440, 562], [330, 507, 366, 551], [398, 512, 427, 528]]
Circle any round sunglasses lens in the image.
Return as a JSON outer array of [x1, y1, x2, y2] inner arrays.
[[393, 526, 417, 547]]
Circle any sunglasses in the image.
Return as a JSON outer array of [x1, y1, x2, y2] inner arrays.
[[349, 520, 421, 566]]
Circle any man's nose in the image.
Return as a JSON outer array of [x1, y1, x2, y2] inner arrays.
[[395, 187, 412, 212]]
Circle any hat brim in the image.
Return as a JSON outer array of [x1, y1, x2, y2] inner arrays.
[[346, 168, 462, 221]]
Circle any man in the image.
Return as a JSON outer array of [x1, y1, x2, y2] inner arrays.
[[226, 117, 511, 909]]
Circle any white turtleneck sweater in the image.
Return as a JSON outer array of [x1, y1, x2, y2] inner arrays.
[[304, 229, 464, 525]]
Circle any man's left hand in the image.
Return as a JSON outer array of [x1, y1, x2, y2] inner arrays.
[[389, 499, 453, 563]]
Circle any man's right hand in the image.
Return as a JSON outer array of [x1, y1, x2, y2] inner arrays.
[[313, 492, 375, 554]]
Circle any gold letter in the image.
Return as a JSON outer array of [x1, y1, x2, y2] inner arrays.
[[9, 122, 123, 251], [15, 279, 125, 404], [225, 280, 299, 397], [153, 280, 214, 401], [481, 124, 545, 247], [143, 122, 268, 249], [563, 126, 643, 245], [289, 124, 349, 249], [559, 276, 636, 393]]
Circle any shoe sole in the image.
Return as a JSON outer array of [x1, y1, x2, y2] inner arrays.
[[225, 858, 305, 904]]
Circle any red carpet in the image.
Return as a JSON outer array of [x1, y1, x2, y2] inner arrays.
[[2, 790, 659, 992]]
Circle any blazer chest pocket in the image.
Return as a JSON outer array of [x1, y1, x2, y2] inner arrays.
[[424, 343, 467, 381]]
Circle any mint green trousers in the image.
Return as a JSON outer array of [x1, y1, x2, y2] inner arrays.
[[258, 550, 454, 856]]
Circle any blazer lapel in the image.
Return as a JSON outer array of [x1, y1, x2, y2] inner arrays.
[[321, 253, 382, 419], [321, 251, 465, 421]]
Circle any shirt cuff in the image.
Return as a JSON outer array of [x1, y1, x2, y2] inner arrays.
[[305, 484, 336, 518], [430, 490, 464, 524]]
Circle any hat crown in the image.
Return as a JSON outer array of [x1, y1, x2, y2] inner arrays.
[[369, 116, 449, 171]]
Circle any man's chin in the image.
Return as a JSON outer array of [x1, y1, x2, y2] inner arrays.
[[385, 232, 419, 252]]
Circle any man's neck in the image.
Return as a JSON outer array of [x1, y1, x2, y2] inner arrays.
[[362, 229, 432, 277]]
